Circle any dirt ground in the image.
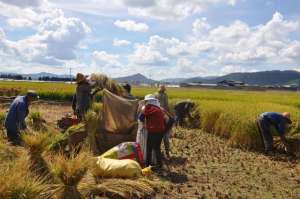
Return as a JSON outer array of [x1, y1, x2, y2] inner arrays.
[[2, 103, 299, 199], [158, 128, 300, 199], [0, 101, 72, 127]]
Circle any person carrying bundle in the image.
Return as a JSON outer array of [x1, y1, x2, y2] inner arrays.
[[174, 100, 195, 127], [72, 73, 100, 121], [256, 112, 292, 155]]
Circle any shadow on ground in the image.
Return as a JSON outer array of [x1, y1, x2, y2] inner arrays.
[[157, 169, 188, 184], [167, 156, 187, 166]]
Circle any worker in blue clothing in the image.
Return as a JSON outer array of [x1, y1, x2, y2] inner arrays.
[[4, 90, 39, 145], [256, 112, 292, 155]]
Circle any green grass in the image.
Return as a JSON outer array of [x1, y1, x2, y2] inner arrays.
[[0, 81, 75, 101]]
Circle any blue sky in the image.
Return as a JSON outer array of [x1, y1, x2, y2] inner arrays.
[[0, 0, 299, 80]]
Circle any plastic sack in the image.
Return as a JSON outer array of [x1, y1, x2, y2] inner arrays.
[[94, 157, 142, 178], [142, 166, 153, 176], [100, 142, 144, 166]]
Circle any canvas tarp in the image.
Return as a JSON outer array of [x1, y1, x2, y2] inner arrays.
[[99, 89, 139, 134]]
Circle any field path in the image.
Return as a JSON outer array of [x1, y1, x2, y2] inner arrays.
[[158, 128, 300, 199]]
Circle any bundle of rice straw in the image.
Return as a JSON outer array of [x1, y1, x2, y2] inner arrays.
[[48, 151, 92, 199], [27, 111, 47, 131], [83, 178, 158, 199], [22, 132, 52, 178], [89, 73, 125, 96]]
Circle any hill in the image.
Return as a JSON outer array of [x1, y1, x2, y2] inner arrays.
[[183, 70, 300, 85], [114, 73, 156, 84]]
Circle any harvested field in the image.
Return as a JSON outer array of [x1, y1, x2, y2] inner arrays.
[[1, 102, 299, 198], [159, 128, 300, 199]]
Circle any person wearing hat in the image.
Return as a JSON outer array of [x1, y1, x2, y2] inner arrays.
[[72, 73, 100, 121], [138, 94, 168, 168], [4, 90, 39, 145], [256, 112, 292, 155]]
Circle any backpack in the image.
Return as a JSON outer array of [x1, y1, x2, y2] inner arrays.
[[144, 104, 166, 133]]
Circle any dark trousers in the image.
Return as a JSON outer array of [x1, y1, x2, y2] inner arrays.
[[175, 112, 185, 127], [256, 117, 273, 152], [6, 129, 22, 146], [146, 132, 164, 167]]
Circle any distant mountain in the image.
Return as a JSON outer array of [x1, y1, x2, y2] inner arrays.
[[182, 70, 300, 85], [2, 70, 300, 86], [114, 73, 156, 84]]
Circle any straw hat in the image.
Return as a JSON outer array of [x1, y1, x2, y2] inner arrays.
[[282, 112, 292, 124], [26, 90, 39, 100], [76, 73, 86, 83]]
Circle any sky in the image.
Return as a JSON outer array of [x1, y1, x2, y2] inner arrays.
[[0, 0, 299, 80]]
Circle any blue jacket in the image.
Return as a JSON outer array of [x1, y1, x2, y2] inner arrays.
[[5, 96, 29, 133], [260, 112, 288, 135]]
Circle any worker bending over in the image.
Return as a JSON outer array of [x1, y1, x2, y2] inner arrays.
[[256, 112, 292, 155]]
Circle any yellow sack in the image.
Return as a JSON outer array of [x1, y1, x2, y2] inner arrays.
[[94, 157, 142, 178]]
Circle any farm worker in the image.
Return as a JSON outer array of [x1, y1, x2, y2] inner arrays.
[[155, 85, 171, 158], [139, 94, 169, 168], [121, 83, 135, 100], [72, 73, 100, 121], [256, 112, 292, 154], [174, 100, 195, 127], [4, 90, 39, 145], [155, 85, 169, 112]]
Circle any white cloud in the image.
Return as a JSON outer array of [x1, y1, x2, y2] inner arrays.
[[0, 8, 90, 66], [126, 0, 238, 20], [50, 0, 239, 21], [125, 12, 300, 78], [114, 20, 149, 32], [92, 51, 121, 67], [113, 39, 131, 46], [129, 43, 169, 65], [0, 0, 44, 8], [192, 17, 211, 36], [221, 65, 244, 74], [7, 18, 35, 28], [208, 12, 299, 66]]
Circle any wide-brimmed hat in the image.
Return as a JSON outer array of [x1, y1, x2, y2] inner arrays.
[[76, 73, 87, 83], [282, 112, 292, 124], [26, 90, 39, 100], [144, 94, 157, 101]]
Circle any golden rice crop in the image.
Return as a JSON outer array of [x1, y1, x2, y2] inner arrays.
[[48, 151, 92, 199]]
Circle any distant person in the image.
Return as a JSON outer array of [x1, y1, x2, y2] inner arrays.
[[72, 73, 99, 121], [256, 112, 292, 155], [121, 83, 135, 100], [155, 85, 169, 112], [139, 94, 168, 168], [4, 90, 39, 145], [155, 85, 172, 158], [174, 100, 195, 127]]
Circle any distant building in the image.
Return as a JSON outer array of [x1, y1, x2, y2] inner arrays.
[[217, 80, 245, 87]]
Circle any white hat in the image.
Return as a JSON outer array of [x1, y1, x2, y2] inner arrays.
[[144, 94, 156, 101]]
